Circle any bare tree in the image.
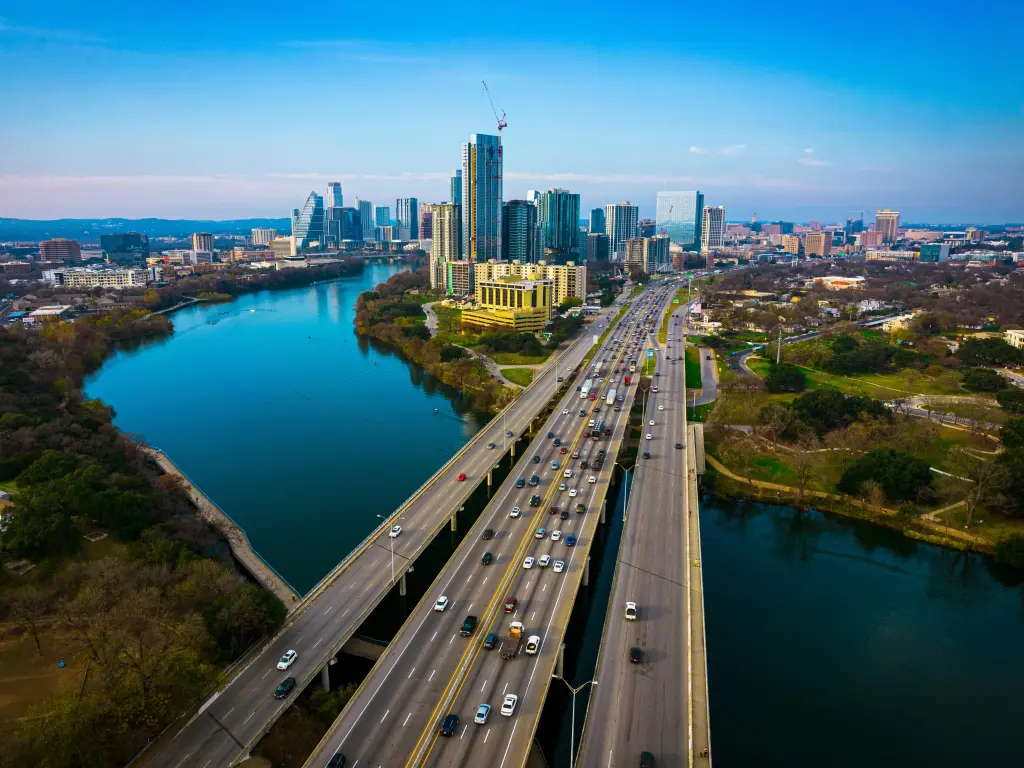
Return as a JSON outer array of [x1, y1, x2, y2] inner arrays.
[[756, 403, 798, 447], [6, 585, 55, 657], [942, 449, 1009, 528], [789, 435, 822, 498], [721, 431, 759, 485]]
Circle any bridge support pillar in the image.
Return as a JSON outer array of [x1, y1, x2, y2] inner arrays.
[[487, 468, 493, 487], [510, 441, 516, 459], [600, 499, 607, 525], [582, 556, 591, 587], [399, 571, 407, 596], [556, 643, 565, 679], [320, 663, 331, 692], [450, 513, 457, 532]]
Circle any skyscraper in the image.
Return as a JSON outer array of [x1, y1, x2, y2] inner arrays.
[[700, 205, 725, 252], [461, 133, 503, 262], [875, 210, 900, 243], [502, 200, 538, 262], [430, 203, 462, 290], [191, 232, 213, 252], [536, 189, 580, 262], [292, 192, 325, 250], [804, 232, 832, 257], [589, 207, 605, 234], [325, 207, 363, 246], [604, 202, 638, 260], [586, 233, 609, 262], [326, 182, 343, 209], [450, 170, 463, 206], [251, 228, 277, 246], [419, 203, 434, 240], [637, 219, 656, 238], [396, 198, 419, 240], [656, 191, 704, 247], [375, 206, 391, 228], [355, 199, 375, 241]]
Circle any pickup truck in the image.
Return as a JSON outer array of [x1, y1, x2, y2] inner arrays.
[[500, 621, 524, 659], [460, 615, 478, 637]]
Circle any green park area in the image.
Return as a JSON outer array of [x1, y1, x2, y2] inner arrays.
[[500, 367, 535, 387]]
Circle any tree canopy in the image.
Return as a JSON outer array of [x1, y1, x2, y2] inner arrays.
[[837, 448, 932, 502]]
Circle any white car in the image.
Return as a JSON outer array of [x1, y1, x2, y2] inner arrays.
[[562, 408, 569, 415], [551, 530, 562, 542], [588, 476, 597, 484], [658, 405, 665, 411], [649, 420, 655, 426], [523, 556, 535, 569], [625, 601, 638, 620], [525, 635, 541, 655], [501, 693, 519, 716], [563, 469, 573, 478], [646, 433, 652, 440], [538, 554, 551, 567], [553, 560, 566, 573], [434, 596, 449, 611], [474, 703, 491, 724], [569, 488, 578, 497], [535, 528, 546, 539], [510, 506, 521, 518], [389, 525, 402, 538], [277, 649, 297, 670]]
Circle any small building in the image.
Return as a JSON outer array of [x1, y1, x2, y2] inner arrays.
[[461, 276, 553, 333], [1004, 329, 1024, 350], [26, 305, 73, 323]]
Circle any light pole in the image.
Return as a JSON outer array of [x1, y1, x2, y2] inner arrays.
[[551, 675, 597, 767], [377, 514, 396, 583]]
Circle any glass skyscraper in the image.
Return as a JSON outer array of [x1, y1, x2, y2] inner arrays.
[[396, 198, 419, 240], [292, 192, 325, 250], [502, 200, 538, 262], [604, 202, 638, 260], [450, 170, 462, 206], [375, 206, 391, 228], [536, 189, 580, 262], [589, 207, 605, 234], [461, 133, 503, 262], [656, 191, 704, 247], [355, 199, 374, 240], [326, 182, 343, 209]]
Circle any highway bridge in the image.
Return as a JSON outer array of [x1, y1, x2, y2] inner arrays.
[[138, 297, 632, 767]]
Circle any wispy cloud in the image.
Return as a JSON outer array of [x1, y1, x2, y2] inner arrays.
[[0, 18, 104, 44], [798, 157, 831, 167], [688, 146, 708, 155], [689, 144, 746, 156], [803, 148, 815, 154]]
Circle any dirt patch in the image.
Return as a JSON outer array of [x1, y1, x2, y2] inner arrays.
[[252, 704, 332, 768], [0, 626, 83, 722]]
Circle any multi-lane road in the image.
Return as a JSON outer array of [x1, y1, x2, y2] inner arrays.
[[139, 299, 629, 768], [306, 285, 681, 767]]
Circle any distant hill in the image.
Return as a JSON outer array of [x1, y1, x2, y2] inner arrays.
[[0, 217, 292, 244]]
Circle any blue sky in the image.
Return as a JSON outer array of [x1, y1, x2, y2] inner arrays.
[[1, 0, 1021, 223]]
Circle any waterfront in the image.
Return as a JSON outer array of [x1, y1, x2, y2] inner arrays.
[[85, 264, 491, 594]]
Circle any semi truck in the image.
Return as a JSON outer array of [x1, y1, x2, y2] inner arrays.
[[500, 621, 524, 659], [605, 388, 617, 406], [580, 380, 593, 399]]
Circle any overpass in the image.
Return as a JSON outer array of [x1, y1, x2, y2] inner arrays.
[[304, 285, 682, 766], [137, 296, 633, 768]]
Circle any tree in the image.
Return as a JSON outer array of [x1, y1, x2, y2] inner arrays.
[[897, 502, 919, 527], [720, 431, 759, 484], [943, 450, 1009, 528], [789, 436, 822, 498], [995, 534, 1024, 567], [756, 403, 799, 445], [996, 387, 1024, 413], [5, 585, 55, 656], [557, 296, 583, 313], [1000, 417, 1024, 450], [838, 448, 932, 501], [962, 367, 1006, 392], [764, 362, 806, 393], [956, 337, 1021, 367]]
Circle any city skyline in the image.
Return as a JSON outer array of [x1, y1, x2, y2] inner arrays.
[[0, 0, 1021, 222]]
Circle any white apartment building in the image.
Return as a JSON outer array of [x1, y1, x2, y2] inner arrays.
[[700, 206, 725, 252], [472, 259, 586, 306], [42, 266, 149, 290]]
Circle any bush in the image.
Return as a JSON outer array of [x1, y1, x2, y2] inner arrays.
[[789, 389, 889, 434], [764, 362, 806, 393], [996, 388, 1024, 413], [1001, 418, 1024, 450], [962, 367, 1006, 392], [838, 448, 932, 502], [439, 345, 465, 363]]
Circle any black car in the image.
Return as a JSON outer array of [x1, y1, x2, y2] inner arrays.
[[553, 437, 561, 446], [675, 443, 683, 450], [441, 713, 459, 736], [481, 551, 493, 565], [557, 376, 564, 382], [515, 477, 526, 488], [560, 508, 570, 520], [530, 475, 540, 486], [640, 751, 655, 768], [642, 451, 651, 459], [327, 754, 347, 768], [484, 632, 498, 649], [598, 449, 607, 457], [630, 647, 642, 663], [532, 454, 541, 463], [274, 677, 296, 700], [547, 431, 555, 439], [482, 528, 494, 540], [530, 495, 541, 507], [580, 460, 589, 469]]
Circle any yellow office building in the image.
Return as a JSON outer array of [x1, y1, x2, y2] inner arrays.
[[472, 259, 585, 308], [461, 276, 553, 333]]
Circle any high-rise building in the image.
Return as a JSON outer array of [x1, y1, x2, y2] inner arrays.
[[473, 259, 586, 307], [875, 210, 900, 243], [430, 203, 463, 291], [251, 228, 277, 246], [761, 224, 782, 236], [461, 133, 503, 262], [375, 206, 391, 228], [624, 239, 645, 273], [502, 200, 538, 263], [656, 191, 704, 247], [918, 243, 950, 262], [375, 225, 396, 242], [605, 202, 638, 260], [462, 276, 554, 332], [624, 235, 671, 274], [354, 199, 375, 240], [396, 198, 419, 240], [857, 230, 885, 248], [450, 170, 463, 206], [804, 232, 832, 257], [586, 233, 609, 262], [700, 206, 725, 252], [292, 192, 325, 250], [100, 232, 149, 264], [589, 207, 606, 234], [39, 238, 81, 261], [419, 203, 434, 240], [637, 219, 656, 238], [326, 182, 343, 209], [781, 235, 801, 255], [191, 232, 213, 252], [965, 227, 983, 242], [325, 207, 363, 245], [536, 189, 580, 262]]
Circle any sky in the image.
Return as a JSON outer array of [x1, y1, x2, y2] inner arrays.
[[1, 0, 1022, 224]]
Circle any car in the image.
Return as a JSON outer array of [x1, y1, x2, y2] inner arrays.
[[557, 376, 564, 382], [551, 460, 560, 470], [576, 503, 587, 514], [565, 535, 577, 546], [640, 751, 655, 768], [569, 488, 578, 497], [578, 409, 586, 416], [676, 442, 684, 449], [440, 713, 459, 736], [535, 528, 546, 539], [649, 420, 655, 426], [529, 475, 539, 486], [560, 508, 570, 520], [547, 431, 554, 439], [487, 442, 496, 449], [658, 405, 664, 411], [551, 530, 562, 542], [504, 596, 517, 613], [482, 528, 494, 540], [538, 554, 551, 567], [523, 556, 535, 569], [706, 354, 712, 360], [457, 473, 467, 482], [625, 601, 638, 620], [563, 408, 570, 415], [326, 754, 347, 768], [588, 475, 597, 484], [515, 477, 526, 488], [530, 495, 541, 506], [474, 703, 491, 724], [553, 560, 566, 573], [572, 450, 580, 459], [277, 650, 297, 670], [560, 447, 568, 455], [525, 635, 541, 655], [655, 372, 660, 377], [580, 460, 589, 469], [501, 693, 519, 716], [484, 632, 499, 649], [642, 451, 651, 459], [558, 482, 567, 491], [564, 468, 574, 478], [510, 506, 521, 518], [553, 437, 561, 446], [630, 647, 642, 663], [532, 454, 541, 463], [646, 433, 652, 440], [481, 551, 493, 565], [274, 677, 296, 699], [461, 614, 478, 636], [434, 596, 449, 612]]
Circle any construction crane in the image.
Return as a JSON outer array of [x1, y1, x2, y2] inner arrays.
[[482, 80, 507, 132]]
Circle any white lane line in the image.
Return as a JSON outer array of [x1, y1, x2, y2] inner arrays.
[[449, 634, 455, 645], [261, 670, 270, 679], [431, 631, 438, 642], [380, 709, 390, 724], [542, 584, 547, 593], [429, 668, 436, 682], [296, 635, 303, 643], [503, 682, 509, 695], [174, 757, 189, 768], [525, 581, 531, 590], [481, 679, 488, 692], [342, 608, 350, 617], [404, 711, 412, 726], [466, 574, 473, 582], [407, 667, 416, 679], [203, 761, 212, 768], [483, 577, 488, 585], [244, 710, 256, 724], [485, 730, 491, 743], [313, 637, 323, 649], [324, 606, 333, 614], [531, 611, 536, 621], [460, 724, 468, 739], [225, 707, 235, 718]]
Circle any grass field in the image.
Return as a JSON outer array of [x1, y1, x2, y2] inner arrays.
[[485, 350, 550, 365], [500, 367, 535, 387], [685, 346, 703, 389]]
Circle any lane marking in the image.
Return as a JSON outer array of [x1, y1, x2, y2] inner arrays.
[[431, 631, 437, 642], [481, 679, 488, 692], [503, 682, 509, 695], [313, 637, 323, 649], [404, 711, 412, 726], [174, 757, 189, 768], [531, 611, 536, 621], [225, 707, 235, 718], [408, 667, 416, 679], [449, 634, 455, 645], [429, 669, 436, 682], [324, 606, 333, 614], [342, 608, 350, 617], [244, 710, 256, 724], [542, 584, 547, 593], [460, 724, 468, 739], [381, 709, 390, 724], [485, 729, 491, 743]]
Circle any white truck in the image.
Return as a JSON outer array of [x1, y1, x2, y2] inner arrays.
[[605, 388, 617, 406], [580, 380, 593, 399]]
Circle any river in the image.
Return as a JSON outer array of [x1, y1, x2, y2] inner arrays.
[[84, 263, 490, 594]]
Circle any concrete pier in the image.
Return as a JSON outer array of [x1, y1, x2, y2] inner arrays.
[[320, 665, 331, 692]]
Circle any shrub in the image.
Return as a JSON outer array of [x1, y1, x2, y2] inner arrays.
[[838, 448, 932, 502], [962, 367, 1006, 392], [764, 362, 806, 393], [996, 387, 1024, 413]]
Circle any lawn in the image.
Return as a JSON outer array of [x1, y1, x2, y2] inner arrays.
[[500, 367, 535, 387], [484, 350, 551, 365], [685, 346, 703, 389], [432, 305, 463, 334], [688, 403, 713, 422]]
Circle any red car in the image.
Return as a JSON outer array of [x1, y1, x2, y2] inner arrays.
[[504, 596, 517, 613], [457, 473, 467, 482], [559, 447, 568, 454]]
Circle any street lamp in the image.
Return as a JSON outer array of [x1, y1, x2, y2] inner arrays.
[[377, 514, 396, 584], [551, 675, 597, 767]]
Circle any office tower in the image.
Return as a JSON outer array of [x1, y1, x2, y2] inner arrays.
[[761, 223, 782, 236], [430, 203, 463, 290], [375, 206, 391, 229], [354, 199, 375, 240], [919, 243, 950, 262], [589, 207, 605, 234], [191, 232, 213, 252], [604, 202, 639, 260], [624, 238, 645, 273], [536, 189, 580, 262], [965, 227, 983, 242], [450, 170, 463, 206], [292, 192, 325, 250], [875, 210, 901, 243], [656, 191, 704, 247], [804, 232, 832, 257], [396, 198, 419, 240], [779, 221, 794, 235], [419, 203, 434, 240], [473, 259, 585, 308], [503, 200, 538, 262], [636, 219, 654, 238], [586, 233, 610, 262], [808, 221, 822, 232], [461, 133, 503, 262], [325, 207, 363, 246], [375, 225, 396, 242], [646, 234, 671, 272], [251, 228, 277, 246], [326, 182, 343, 209], [700, 206, 725, 252], [526, 189, 539, 204], [39, 238, 81, 261], [782, 235, 801, 255], [100, 232, 150, 264]]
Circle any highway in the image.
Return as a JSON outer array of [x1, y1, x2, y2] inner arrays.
[[578, 302, 701, 768], [138, 297, 629, 768], [305, 285, 680, 767]]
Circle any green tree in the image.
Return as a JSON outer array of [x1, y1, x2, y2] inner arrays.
[[956, 337, 1021, 367], [557, 296, 584, 313], [763, 362, 806, 393], [838, 448, 932, 502], [996, 387, 1024, 413], [962, 367, 1006, 392], [1001, 418, 1024, 450]]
